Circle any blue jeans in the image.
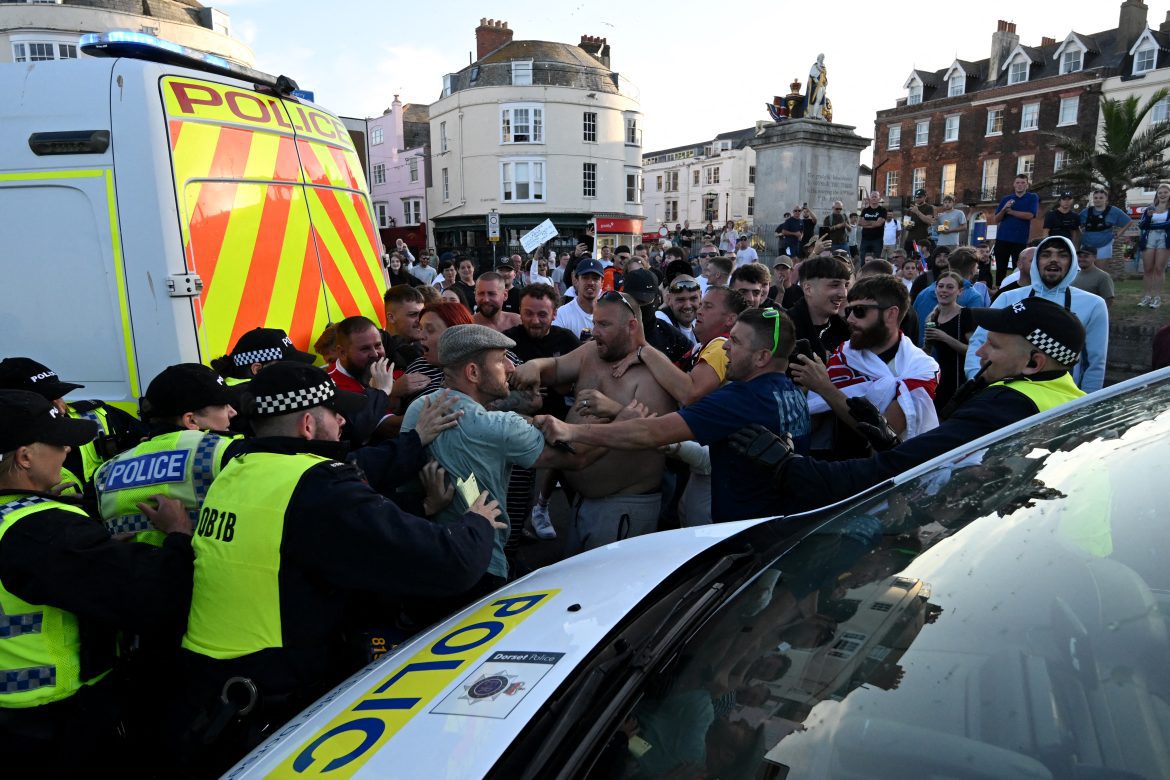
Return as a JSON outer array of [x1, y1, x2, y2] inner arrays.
[[859, 238, 883, 260]]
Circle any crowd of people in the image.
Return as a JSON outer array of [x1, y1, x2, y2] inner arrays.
[[0, 179, 1117, 776]]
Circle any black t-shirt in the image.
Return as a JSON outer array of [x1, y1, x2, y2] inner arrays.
[[801, 217, 816, 244], [860, 206, 887, 241], [644, 313, 692, 364], [906, 203, 934, 241], [503, 286, 522, 314], [679, 229, 693, 248], [502, 324, 581, 418], [1044, 208, 1080, 239]]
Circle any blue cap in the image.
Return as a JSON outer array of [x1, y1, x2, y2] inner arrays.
[[575, 258, 604, 277]]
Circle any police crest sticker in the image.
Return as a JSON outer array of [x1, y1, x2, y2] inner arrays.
[[431, 651, 564, 719]]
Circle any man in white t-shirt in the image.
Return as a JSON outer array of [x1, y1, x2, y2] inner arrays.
[[882, 212, 900, 259], [552, 259, 603, 341], [734, 234, 759, 268]]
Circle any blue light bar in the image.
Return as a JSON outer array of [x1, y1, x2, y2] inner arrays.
[[78, 31, 297, 95]]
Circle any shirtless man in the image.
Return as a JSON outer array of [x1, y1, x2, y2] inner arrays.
[[511, 292, 676, 554], [472, 272, 521, 332]]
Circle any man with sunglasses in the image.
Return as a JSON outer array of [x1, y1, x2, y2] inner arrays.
[[792, 275, 939, 460], [535, 308, 810, 524], [511, 292, 676, 554]]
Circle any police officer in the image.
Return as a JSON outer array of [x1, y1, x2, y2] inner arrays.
[[211, 327, 317, 436], [0, 357, 147, 499], [95, 363, 239, 547], [173, 362, 504, 775], [0, 390, 192, 775], [732, 297, 1087, 514]]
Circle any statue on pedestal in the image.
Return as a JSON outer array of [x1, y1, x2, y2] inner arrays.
[[765, 65, 834, 123], [805, 53, 828, 120]]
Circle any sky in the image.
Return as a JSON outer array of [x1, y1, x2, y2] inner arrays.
[[217, 0, 1141, 157]]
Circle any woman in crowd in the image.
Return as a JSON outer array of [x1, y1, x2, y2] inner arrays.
[[403, 301, 475, 399], [526, 254, 555, 286], [385, 252, 417, 287], [432, 260, 472, 309], [923, 271, 974, 411], [1138, 182, 1170, 308]]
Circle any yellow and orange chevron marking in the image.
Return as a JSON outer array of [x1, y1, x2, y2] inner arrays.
[[163, 77, 385, 363]]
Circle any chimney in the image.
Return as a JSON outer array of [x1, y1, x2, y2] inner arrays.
[[475, 18, 512, 60], [599, 41, 610, 68], [579, 34, 603, 56], [989, 20, 1019, 77], [1119, 0, 1149, 46], [391, 95, 403, 149], [1161, 10, 1170, 34], [1041, 36, 1056, 46]]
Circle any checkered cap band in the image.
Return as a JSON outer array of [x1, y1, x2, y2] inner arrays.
[[233, 347, 285, 366], [253, 380, 336, 416], [1027, 328, 1079, 366]]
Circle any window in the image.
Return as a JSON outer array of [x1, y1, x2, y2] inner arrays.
[[583, 111, 597, 142], [704, 166, 720, 185], [372, 163, 386, 185], [915, 119, 929, 146], [1153, 97, 1170, 125], [12, 41, 77, 61], [665, 200, 679, 222], [371, 126, 384, 146], [1008, 57, 1029, 85], [403, 198, 422, 225], [885, 170, 900, 198], [442, 74, 453, 98], [511, 59, 533, 86], [1020, 102, 1040, 132], [940, 163, 956, 199], [1061, 49, 1083, 74], [656, 175, 663, 192], [441, 168, 449, 201], [1135, 46, 1157, 74], [703, 194, 718, 222], [912, 167, 926, 195], [501, 158, 545, 202], [439, 121, 448, 153], [408, 157, 419, 183], [693, 169, 700, 186], [948, 74, 965, 97], [583, 163, 597, 198], [1053, 150, 1068, 172], [1017, 154, 1035, 178], [888, 125, 902, 150], [625, 116, 640, 146], [747, 196, 755, 217], [908, 84, 922, 105], [500, 104, 543, 144], [374, 202, 390, 229], [666, 171, 679, 192], [1058, 96, 1079, 126], [749, 166, 756, 185], [626, 169, 641, 203], [981, 158, 999, 200], [944, 115, 960, 142], [986, 108, 1004, 136]]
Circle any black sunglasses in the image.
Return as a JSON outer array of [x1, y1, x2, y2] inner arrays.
[[600, 290, 639, 317], [699, 252, 718, 258], [668, 279, 700, 293], [843, 303, 891, 319]]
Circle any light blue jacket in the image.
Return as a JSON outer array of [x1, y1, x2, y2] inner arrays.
[[964, 236, 1109, 392]]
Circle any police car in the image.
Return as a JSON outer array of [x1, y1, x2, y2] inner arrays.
[[228, 368, 1170, 779]]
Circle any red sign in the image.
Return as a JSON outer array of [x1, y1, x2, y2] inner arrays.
[[596, 218, 643, 234]]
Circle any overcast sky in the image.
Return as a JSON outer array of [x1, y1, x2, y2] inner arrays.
[[219, 0, 1137, 156]]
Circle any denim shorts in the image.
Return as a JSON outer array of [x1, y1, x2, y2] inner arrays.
[[1148, 231, 1170, 250]]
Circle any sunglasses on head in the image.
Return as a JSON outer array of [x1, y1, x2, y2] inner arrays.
[[762, 308, 783, 353], [600, 290, 639, 317], [669, 279, 700, 293], [843, 303, 891, 319]]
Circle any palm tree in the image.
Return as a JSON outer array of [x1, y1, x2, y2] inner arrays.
[[1040, 87, 1170, 208]]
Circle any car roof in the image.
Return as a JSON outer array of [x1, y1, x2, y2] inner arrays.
[[224, 518, 765, 778]]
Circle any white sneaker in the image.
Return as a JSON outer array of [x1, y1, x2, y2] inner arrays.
[[1139, 296, 1152, 307], [527, 503, 556, 539], [1152, 297, 1162, 309]]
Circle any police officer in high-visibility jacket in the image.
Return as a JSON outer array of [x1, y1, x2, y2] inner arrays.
[[0, 390, 193, 775], [732, 297, 1088, 514], [173, 362, 504, 775], [94, 363, 239, 546], [0, 357, 147, 500]]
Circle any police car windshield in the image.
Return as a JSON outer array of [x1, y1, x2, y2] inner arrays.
[[585, 373, 1170, 780]]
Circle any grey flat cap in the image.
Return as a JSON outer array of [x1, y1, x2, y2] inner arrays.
[[437, 324, 516, 366]]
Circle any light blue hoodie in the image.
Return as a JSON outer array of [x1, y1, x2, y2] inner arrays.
[[964, 235, 1109, 392]]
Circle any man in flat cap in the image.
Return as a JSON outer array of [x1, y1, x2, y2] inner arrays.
[[732, 297, 1087, 514]]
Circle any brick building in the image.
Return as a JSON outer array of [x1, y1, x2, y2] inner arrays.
[[873, 1, 1160, 228]]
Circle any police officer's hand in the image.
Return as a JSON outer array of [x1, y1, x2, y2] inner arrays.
[[137, 494, 191, 536], [846, 397, 899, 452], [414, 391, 462, 445], [368, 358, 396, 395], [729, 424, 795, 479], [468, 491, 506, 531], [420, 461, 455, 516]]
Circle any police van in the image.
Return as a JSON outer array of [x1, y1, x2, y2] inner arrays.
[[225, 370, 1170, 780], [0, 33, 386, 409]]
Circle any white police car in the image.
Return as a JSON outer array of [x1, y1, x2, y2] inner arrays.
[[228, 368, 1170, 779]]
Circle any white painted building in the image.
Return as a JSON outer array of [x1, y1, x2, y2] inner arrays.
[[427, 19, 643, 264], [0, 0, 252, 66], [641, 128, 757, 234]]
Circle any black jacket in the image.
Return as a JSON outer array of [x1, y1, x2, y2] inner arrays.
[[787, 298, 849, 363]]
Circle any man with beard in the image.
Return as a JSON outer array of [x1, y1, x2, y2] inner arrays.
[[473, 271, 522, 332], [965, 235, 1108, 392], [787, 256, 851, 362], [325, 316, 400, 442], [657, 274, 701, 346], [511, 293, 676, 553], [793, 275, 939, 460], [535, 309, 810, 523]]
